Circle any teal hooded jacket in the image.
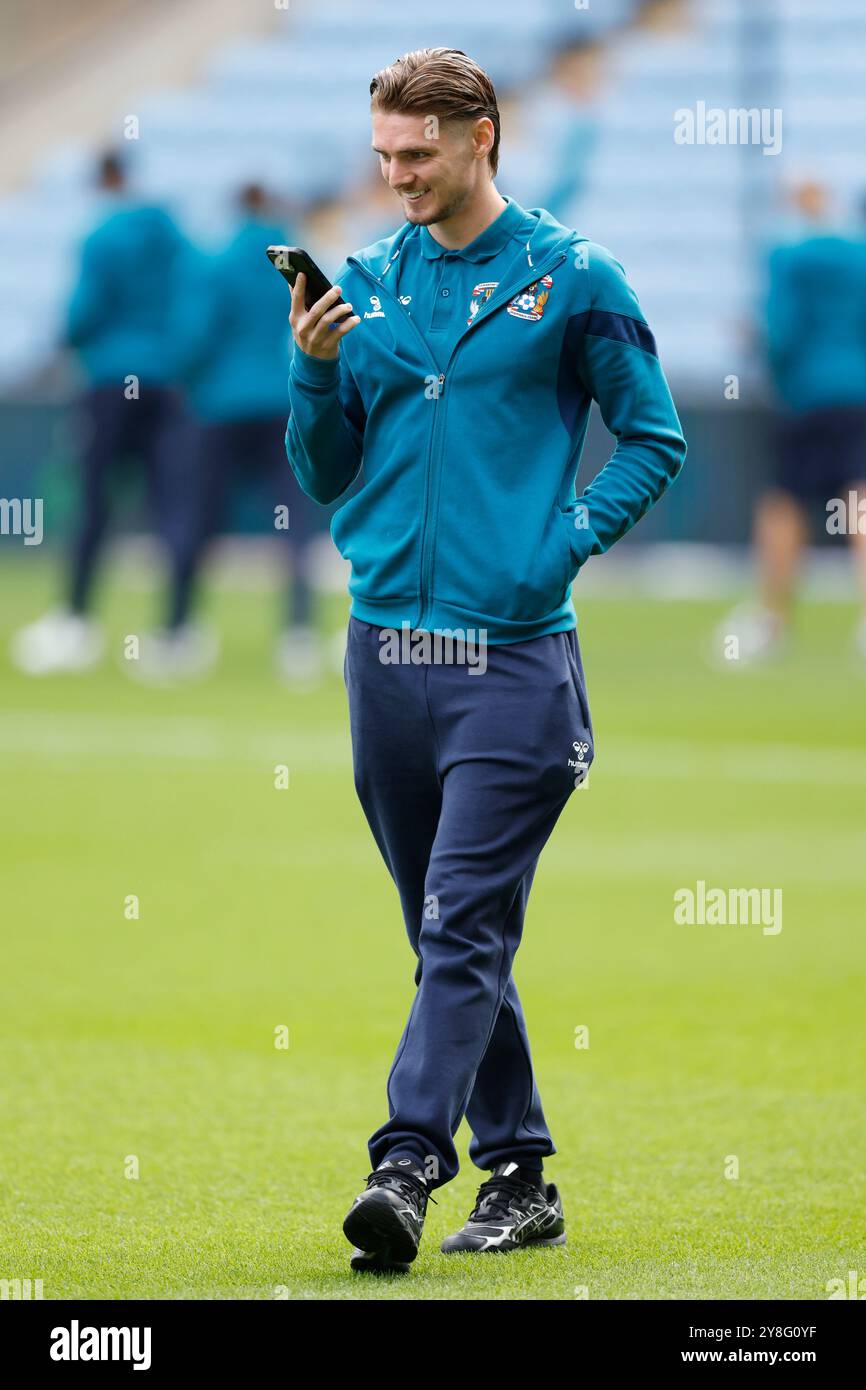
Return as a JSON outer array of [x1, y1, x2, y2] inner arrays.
[[66, 200, 187, 387], [766, 231, 866, 413], [285, 199, 687, 643]]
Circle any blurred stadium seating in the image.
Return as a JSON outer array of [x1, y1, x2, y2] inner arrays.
[[0, 0, 864, 545]]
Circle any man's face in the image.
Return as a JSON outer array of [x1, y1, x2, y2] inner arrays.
[[371, 109, 490, 226]]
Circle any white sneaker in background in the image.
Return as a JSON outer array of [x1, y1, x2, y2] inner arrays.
[[710, 604, 787, 667], [128, 625, 220, 684], [275, 626, 325, 688], [10, 610, 105, 675]]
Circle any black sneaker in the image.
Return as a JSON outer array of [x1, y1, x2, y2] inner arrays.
[[343, 1157, 432, 1272], [440, 1161, 566, 1253]]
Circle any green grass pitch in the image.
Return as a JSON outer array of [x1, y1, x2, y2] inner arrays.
[[1, 554, 864, 1300]]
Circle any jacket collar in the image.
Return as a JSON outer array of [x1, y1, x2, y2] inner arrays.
[[350, 196, 579, 289], [417, 194, 530, 261]]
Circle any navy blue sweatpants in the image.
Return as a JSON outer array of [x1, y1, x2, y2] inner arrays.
[[68, 383, 185, 620], [344, 617, 595, 1187]]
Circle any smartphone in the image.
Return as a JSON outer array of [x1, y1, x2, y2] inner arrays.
[[266, 245, 346, 313]]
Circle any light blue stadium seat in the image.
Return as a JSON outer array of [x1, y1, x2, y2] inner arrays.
[[0, 0, 863, 396]]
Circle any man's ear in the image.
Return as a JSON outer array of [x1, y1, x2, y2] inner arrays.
[[472, 116, 495, 161]]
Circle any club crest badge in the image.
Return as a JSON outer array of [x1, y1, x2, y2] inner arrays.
[[467, 281, 498, 326], [507, 274, 554, 322]]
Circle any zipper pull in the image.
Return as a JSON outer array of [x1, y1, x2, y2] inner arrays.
[[438, 373, 445, 396]]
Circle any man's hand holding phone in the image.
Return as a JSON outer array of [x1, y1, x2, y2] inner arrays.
[[290, 274, 361, 361]]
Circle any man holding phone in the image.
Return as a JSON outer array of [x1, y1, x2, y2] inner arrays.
[[285, 47, 686, 1273]]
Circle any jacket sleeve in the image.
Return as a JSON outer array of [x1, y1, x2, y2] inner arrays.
[[66, 232, 109, 348], [285, 257, 366, 504], [285, 342, 366, 505], [563, 244, 687, 571]]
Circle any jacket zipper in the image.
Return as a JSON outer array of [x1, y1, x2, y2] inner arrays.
[[417, 369, 448, 629], [420, 248, 568, 626], [346, 245, 569, 630], [459, 248, 569, 338]]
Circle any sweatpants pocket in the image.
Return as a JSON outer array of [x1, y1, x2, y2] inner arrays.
[[561, 630, 593, 741]]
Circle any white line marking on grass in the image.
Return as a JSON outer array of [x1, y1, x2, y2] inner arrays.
[[0, 713, 350, 766], [2, 714, 866, 787], [542, 831, 866, 884], [599, 739, 866, 787]]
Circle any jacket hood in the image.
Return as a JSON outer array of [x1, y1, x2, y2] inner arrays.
[[349, 201, 580, 286]]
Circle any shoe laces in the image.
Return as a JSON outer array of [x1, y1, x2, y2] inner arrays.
[[470, 1174, 537, 1222], [364, 1169, 437, 1211]]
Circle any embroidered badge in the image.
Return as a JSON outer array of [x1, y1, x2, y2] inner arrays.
[[467, 281, 498, 326], [507, 274, 554, 322]]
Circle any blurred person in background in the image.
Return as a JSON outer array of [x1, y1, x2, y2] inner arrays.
[[721, 181, 866, 662], [11, 151, 191, 676], [162, 183, 324, 685], [499, 39, 603, 220]]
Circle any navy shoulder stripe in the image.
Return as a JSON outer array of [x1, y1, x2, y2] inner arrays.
[[573, 308, 658, 357], [557, 308, 658, 433]]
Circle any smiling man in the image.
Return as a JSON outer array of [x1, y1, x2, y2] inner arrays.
[[285, 47, 686, 1273]]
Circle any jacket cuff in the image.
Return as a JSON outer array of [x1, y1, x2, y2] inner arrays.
[[290, 345, 341, 389]]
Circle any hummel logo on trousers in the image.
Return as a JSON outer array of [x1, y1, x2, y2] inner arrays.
[[344, 616, 594, 1185]]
